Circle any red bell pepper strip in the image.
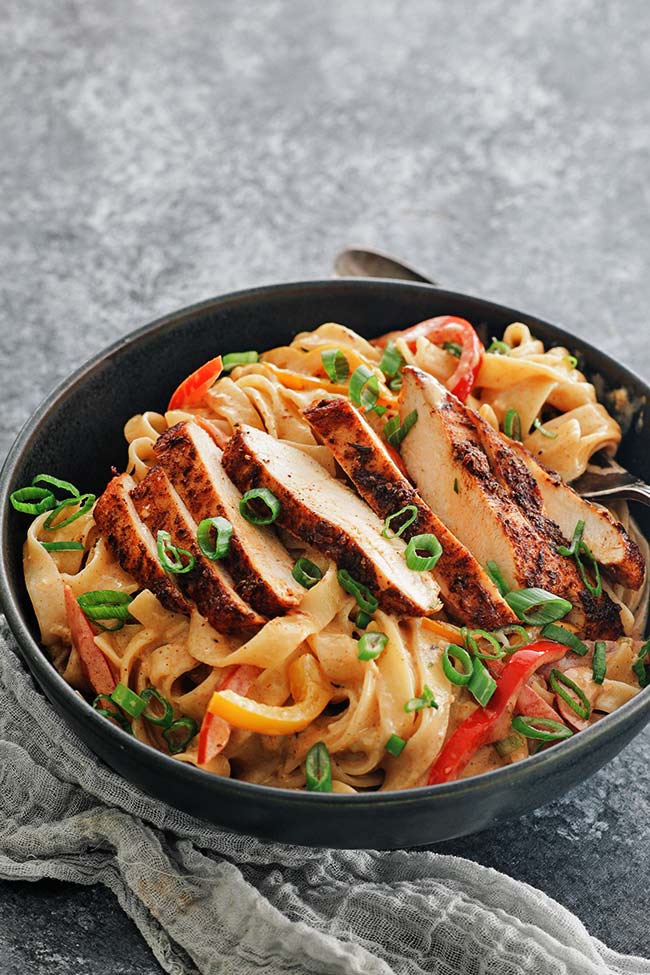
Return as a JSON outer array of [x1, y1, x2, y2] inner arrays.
[[64, 585, 116, 696], [374, 316, 484, 403], [428, 640, 567, 784], [197, 664, 261, 766], [168, 356, 223, 411]]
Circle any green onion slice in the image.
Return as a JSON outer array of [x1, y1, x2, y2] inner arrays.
[[531, 417, 559, 439], [31, 474, 80, 498], [321, 348, 349, 384], [222, 351, 259, 372], [389, 375, 403, 391], [505, 587, 572, 625], [404, 533, 442, 572], [453, 478, 459, 494], [292, 557, 323, 589], [632, 640, 650, 688], [77, 590, 135, 629], [305, 741, 332, 792], [504, 408, 522, 441], [41, 540, 85, 552], [110, 682, 146, 719], [540, 622, 588, 656], [442, 643, 473, 685], [565, 355, 578, 370], [442, 341, 462, 358], [404, 684, 439, 713], [467, 657, 497, 706], [10, 486, 57, 515], [156, 530, 196, 574], [239, 488, 281, 525], [556, 521, 602, 597], [511, 715, 573, 742], [485, 560, 510, 596], [357, 631, 388, 661], [494, 624, 532, 651], [349, 364, 380, 413], [163, 716, 198, 754], [592, 641, 607, 685], [382, 504, 418, 539], [549, 668, 591, 720], [384, 409, 418, 448], [379, 340, 404, 378], [487, 338, 510, 355], [464, 628, 506, 661], [385, 733, 407, 757], [43, 493, 96, 530], [197, 516, 233, 560], [140, 688, 174, 728], [355, 610, 371, 630], [337, 569, 378, 614], [495, 731, 526, 756]]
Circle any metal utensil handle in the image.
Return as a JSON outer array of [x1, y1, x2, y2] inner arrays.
[[581, 482, 650, 507]]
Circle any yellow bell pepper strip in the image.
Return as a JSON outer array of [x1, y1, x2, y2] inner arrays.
[[206, 654, 332, 735]]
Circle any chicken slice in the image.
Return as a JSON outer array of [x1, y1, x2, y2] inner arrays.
[[509, 442, 645, 591], [154, 421, 303, 617], [131, 467, 265, 632], [304, 397, 516, 629], [399, 367, 623, 639], [222, 425, 441, 617], [94, 473, 190, 616]]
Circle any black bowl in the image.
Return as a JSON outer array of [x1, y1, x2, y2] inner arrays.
[[1, 279, 649, 849]]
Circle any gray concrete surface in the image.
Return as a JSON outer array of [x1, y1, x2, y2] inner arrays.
[[2, 0, 650, 972]]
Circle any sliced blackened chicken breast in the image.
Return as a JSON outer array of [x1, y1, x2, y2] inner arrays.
[[154, 421, 302, 616], [399, 367, 623, 639], [94, 473, 191, 616], [304, 397, 516, 629], [131, 467, 265, 632], [509, 442, 645, 591], [222, 425, 441, 617]]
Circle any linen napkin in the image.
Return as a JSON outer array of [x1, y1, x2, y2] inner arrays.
[[1, 620, 648, 975]]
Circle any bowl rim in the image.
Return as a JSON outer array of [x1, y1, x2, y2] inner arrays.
[[1, 276, 649, 810]]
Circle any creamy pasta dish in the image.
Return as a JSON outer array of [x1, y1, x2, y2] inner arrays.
[[11, 315, 650, 792]]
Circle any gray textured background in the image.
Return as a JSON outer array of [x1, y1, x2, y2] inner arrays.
[[2, 0, 650, 972]]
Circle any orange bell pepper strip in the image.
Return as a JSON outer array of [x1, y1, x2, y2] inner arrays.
[[428, 640, 566, 784], [168, 356, 223, 411], [421, 619, 463, 644], [373, 316, 484, 403], [206, 654, 331, 735], [197, 664, 261, 765], [64, 585, 116, 695]]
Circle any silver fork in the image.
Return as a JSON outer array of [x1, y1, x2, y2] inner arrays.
[[333, 245, 650, 508]]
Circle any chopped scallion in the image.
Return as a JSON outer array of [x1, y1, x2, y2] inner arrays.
[[337, 569, 379, 614], [222, 351, 259, 372], [495, 731, 526, 756], [467, 657, 497, 706], [404, 533, 442, 572], [487, 338, 510, 355], [197, 516, 233, 560], [321, 348, 350, 384], [10, 485, 57, 515], [503, 408, 522, 441], [404, 684, 439, 712], [511, 715, 573, 742], [163, 716, 198, 754], [357, 631, 388, 661], [110, 682, 146, 719], [382, 504, 418, 539], [379, 340, 404, 378], [239, 488, 281, 525], [93, 707, 132, 733], [556, 521, 602, 596], [156, 530, 196, 574], [77, 590, 135, 632], [442, 341, 462, 358], [485, 560, 510, 596], [464, 627, 506, 661], [385, 733, 407, 757], [349, 364, 381, 413], [494, 624, 532, 651], [505, 587, 572, 625], [384, 409, 418, 448], [40, 540, 85, 552], [592, 641, 607, 685], [632, 640, 650, 688], [531, 417, 558, 439], [453, 478, 459, 494], [565, 355, 578, 370], [43, 493, 96, 530], [355, 610, 372, 630], [32, 474, 80, 498], [305, 741, 332, 792], [549, 668, 591, 720], [540, 622, 588, 656], [140, 688, 174, 728], [292, 557, 323, 589], [442, 644, 473, 685]]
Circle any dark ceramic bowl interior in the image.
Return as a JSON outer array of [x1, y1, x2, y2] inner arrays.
[[1, 279, 649, 849]]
